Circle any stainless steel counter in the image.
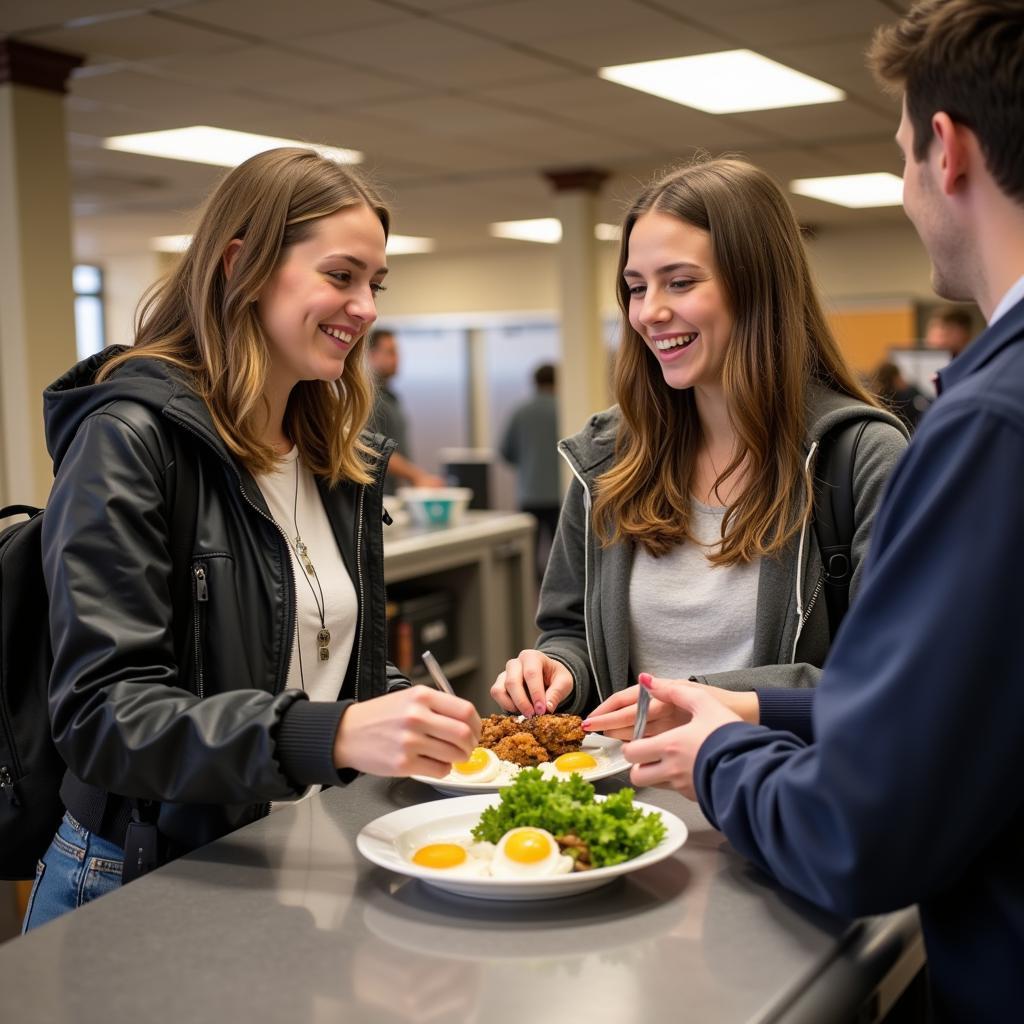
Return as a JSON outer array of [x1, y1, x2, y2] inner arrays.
[[0, 774, 922, 1023]]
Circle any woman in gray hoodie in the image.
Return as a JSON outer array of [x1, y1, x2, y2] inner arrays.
[[492, 158, 908, 720]]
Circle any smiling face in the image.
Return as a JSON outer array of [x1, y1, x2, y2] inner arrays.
[[256, 203, 387, 392], [624, 210, 734, 397]]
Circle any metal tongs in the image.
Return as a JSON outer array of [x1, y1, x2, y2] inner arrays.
[[632, 682, 651, 741], [421, 650, 456, 695]]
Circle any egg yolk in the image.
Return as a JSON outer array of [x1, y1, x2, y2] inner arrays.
[[503, 829, 552, 864], [412, 844, 468, 869], [553, 751, 598, 773], [453, 748, 490, 775]]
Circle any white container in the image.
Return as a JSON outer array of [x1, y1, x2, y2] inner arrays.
[[396, 486, 472, 527]]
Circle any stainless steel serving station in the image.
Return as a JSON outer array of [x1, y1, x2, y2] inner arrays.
[[0, 772, 923, 1024]]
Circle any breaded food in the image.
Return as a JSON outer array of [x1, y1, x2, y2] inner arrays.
[[492, 732, 550, 767], [526, 713, 585, 757], [480, 714, 524, 748]]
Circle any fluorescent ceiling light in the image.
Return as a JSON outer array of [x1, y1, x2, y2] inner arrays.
[[490, 219, 622, 244], [599, 49, 844, 113], [152, 232, 436, 257], [105, 126, 362, 167], [490, 218, 562, 244], [386, 235, 436, 255], [790, 172, 904, 208], [150, 234, 191, 253]]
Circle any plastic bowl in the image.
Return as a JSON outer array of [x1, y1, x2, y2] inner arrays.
[[396, 486, 472, 527]]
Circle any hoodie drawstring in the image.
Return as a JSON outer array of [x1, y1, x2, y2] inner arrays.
[[791, 440, 820, 663]]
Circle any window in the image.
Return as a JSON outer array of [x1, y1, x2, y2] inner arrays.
[[73, 264, 105, 359]]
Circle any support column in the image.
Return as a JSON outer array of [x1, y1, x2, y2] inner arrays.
[[543, 168, 610, 458], [0, 40, 82, 508]]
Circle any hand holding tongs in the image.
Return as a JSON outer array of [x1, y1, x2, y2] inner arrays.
[[632, 679, 651, 741], [421, 650, 456, 695]]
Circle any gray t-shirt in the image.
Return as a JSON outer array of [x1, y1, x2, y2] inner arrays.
[[628, 498, 761, 679]]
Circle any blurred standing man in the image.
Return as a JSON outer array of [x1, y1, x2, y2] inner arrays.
[[500, 363, 561, 578], [367, 329, 444, 493], [612, 2, 1024, 1019], [924, 304, 974, 356]]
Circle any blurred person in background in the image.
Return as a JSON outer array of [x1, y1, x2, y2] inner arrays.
[[367, 328, 444, 493], [500, 362, 561, 579], [924, 304, 974, 356], [872, 360, 931, 430]]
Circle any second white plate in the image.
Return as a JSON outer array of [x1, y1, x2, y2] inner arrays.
[[410, 733, 628, 795]]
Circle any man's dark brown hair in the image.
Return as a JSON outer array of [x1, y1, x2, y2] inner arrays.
[[869, 0, 1024, 203]]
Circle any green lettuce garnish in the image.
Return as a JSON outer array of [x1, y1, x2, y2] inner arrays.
[[470, 768, 666, 868]]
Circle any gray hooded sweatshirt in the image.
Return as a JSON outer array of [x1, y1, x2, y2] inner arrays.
[[536, 386, 910, 715]]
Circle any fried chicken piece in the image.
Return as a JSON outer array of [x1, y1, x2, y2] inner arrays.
[[479, 713, 524, 749], [492, 732, 550, 767], [525, 713, 585, 757]]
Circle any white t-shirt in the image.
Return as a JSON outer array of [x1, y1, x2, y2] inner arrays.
[[628, 498, 761, 680], [255, 447, 358, 807], [254, 445, 358, 699]]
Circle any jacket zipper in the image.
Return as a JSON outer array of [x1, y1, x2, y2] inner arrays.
[[557, 443, 604, 704], [353, 484, 366, 703], [164, 415, 297, 695], [192, 564, 208, 699], [0, 764, 18, 807]]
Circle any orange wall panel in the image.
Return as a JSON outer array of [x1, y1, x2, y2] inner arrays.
[[827, 307, 917, 374]]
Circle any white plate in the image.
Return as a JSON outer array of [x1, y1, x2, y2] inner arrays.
[[410, 733, 628, 796], [356, 793, 688, 900]]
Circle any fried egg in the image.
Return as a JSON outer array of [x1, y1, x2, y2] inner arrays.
[[537, 749, 606, 780], [409, 839, 491, 877], [490, 827, 573, 879], [448, 747, 501, 783]]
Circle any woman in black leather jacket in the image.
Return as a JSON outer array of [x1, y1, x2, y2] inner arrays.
[[23, 148, 481, 931]]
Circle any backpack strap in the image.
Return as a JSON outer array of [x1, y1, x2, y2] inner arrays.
[[812, 419, 869, 639]]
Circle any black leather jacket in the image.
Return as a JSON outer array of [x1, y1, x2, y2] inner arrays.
[[42, 350, 407, 854]]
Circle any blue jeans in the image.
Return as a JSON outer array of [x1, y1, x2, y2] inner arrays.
[[22, 811, 124, 933]]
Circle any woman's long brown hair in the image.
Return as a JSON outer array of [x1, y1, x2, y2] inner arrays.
[[592, 158, 877, 565], [98, 147, 390, 486]]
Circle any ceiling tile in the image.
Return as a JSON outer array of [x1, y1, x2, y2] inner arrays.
[[290, 19, 566, 88], [20, 10, 237, 61], [446, 0, 728, 67], [682, 0, 899, 48], [172, 0, 410, 39], [0, 1, 190, 35]]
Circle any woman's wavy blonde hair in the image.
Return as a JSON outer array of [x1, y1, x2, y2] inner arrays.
[[593, 157, 878, 565], [98, 147, 390, 486]]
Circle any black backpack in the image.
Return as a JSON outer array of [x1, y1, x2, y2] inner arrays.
[[813, 418, 871, 640], [0, 444, 197, 881], [0, 505, 64, 880]]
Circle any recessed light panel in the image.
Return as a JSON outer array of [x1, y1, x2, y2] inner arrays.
[[599, 50, 845, 113], [105, 127, 362, 167], [150, 234, 192, 253], [386, 235, 436, 255], [489, 220, 624, 244], [790, 173, 904, 208]]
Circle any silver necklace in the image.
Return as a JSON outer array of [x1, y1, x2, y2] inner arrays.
[[291, 457, 331, 663]]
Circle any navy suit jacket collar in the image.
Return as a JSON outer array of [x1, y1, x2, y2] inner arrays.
[[938, 293, 1024, 395]]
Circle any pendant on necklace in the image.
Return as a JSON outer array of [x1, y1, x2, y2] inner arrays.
[[318, 628, 331, 661]]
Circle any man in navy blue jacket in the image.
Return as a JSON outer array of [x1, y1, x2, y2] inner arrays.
[[603, 1, 1024, 1019]]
